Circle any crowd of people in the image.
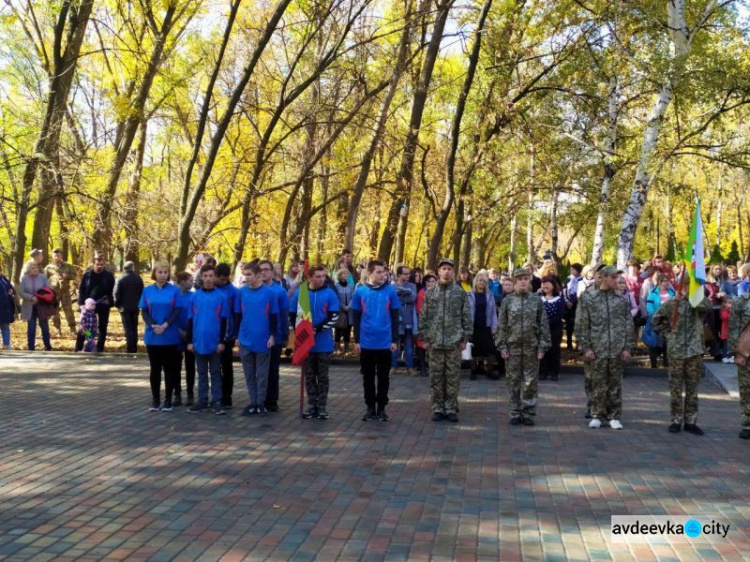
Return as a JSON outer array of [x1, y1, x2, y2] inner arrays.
[[1, 248, 749, 439]]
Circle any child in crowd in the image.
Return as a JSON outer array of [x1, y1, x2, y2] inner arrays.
[[720, 297, 733, 363], [79, 298, 98, 352]]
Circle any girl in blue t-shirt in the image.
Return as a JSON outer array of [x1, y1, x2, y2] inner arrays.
[[139, 261, 182, 412]]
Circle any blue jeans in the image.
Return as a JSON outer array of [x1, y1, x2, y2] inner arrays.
[[391, 328, 414, 368], [195, 352, 222, 406], [1, 323, 10, 348], [27, 308, 51, 350], [240, 346, 271, 406]]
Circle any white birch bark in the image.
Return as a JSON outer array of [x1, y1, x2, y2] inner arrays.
[[591, 75, 617, 265]]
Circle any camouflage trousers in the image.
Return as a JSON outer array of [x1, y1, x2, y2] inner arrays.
[[429, 348, 461, 414], [506, 348, 539, 419], [739, 362, 750, 428], [592, 358, 623, 421], [304, 353, 331, 409], [52, 283, 77, 333], [583, 358, 594, 412], [668, 356, 702, 425]]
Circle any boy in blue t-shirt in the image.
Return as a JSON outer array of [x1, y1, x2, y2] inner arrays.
[[187, 265, 230, 415], [175, 272, 195, 406], [235, 262, 279, 417], [259, 260, 290, 412], [215, 263, 239, 409], [290, 265, 339, 419], [352, 260, 401, 422]]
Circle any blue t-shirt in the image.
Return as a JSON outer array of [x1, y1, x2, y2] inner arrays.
[[176, 290, 193, 350], [139, 283, 181, 346], [291, 286, 339, 353], [235, 284, 280, 352], [351, 284, 401, 350], [488, 279, 501, 299], [189, 288, 229, 355], [267, 282, 290, 343], [217, 282, 239, 339]]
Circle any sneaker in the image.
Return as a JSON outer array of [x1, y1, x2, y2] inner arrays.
[[213, 402, 226, 415], [241, 405, 257, 417], [361, 408, 377, 421], [722, 357, 730, 364], [589, 419, 601, 429], [302, 408, 318, 419], [446, 412, 459, 423], [258, 406, 268, 417], [668, 423, 681, 433], [431, 412, 445, 422], [162, 401, 173, 412], [149, 401, 161, 412], [740, 429, 750, 440], [222, 397, 233, 409], [729, 356, 735, 363], [317, 408, 329, 420], [585, 409, 592, 419], [185, 395, 194, 407], [509, 417, 523, 426], [267, 402, 279, 412], [522, 417, 535, 426], [173, 394, 182, 407], [187, 402, 207, 414], [377, 409, 389, 422], [609, 420, 623, 430], [684, 423, 704, 436]]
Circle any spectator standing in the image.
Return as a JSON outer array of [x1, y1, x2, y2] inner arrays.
[[467, 272, 498, 380], [391, 265, 418, 376], [215, 263, 240, 409], [563, 263, 582, 350], [458, 267, 473, 292], [114, 261, 144, 353], [175, 272, 196, 406], [334, 268, 355, 353], [720, 265, 741, 298], [415, 274, 436, 377], [0, 265, 15, 349], [19, 261, 52, 351], [284, 261, 302, 300], [76, 255, 115, 352], [139, 262, 182, 411], [720, 297, 733, 363], [44, 248, 77, 335], [645, 274, 675, 368], [539, 276, 567, 381]]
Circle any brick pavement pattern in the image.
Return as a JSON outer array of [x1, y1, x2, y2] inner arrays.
[[1, 353, 750, 561]]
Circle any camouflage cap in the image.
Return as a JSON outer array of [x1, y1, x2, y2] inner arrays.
[[513, 268, 532, 278], [437, 258, 455, 269], [594, 262, 608, 273], [600, 265, 623, 277]]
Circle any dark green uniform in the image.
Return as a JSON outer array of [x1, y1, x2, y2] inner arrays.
[[728, 293, 750, 430], [44, 261, 77, 333]]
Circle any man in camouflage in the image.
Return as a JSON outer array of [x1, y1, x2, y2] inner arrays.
[[496, 268, 551, 426], [729, 288, 750, 440], [575, 265, 633, 429], [419, 258, 473, 423], [44, 248, 78, 335], [579, 263, 607, 419], [651, 285, 711, 435]]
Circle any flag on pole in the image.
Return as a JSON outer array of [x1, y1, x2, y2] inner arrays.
[[684, 199, 706, 308], [292, 263, 315, 366]]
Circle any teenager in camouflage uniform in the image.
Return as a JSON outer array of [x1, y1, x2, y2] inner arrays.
[[651, 287, 711, 435], [576, 266, 633, 429], [578, 263, 606, 419], [495, 268, 551, 426], [44, 248, 77, 334], [419, 258, 473, 423], [729, 290, 750, 440]]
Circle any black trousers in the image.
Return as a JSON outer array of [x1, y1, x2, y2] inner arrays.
[[179, 349, 195, 396], [265, 344, 283, 407], [540, 325, 563, 378], [335, 326, 351, 345], [75, 307, 111, 352], [146, 345, 181, 404], [120, 311, 139, 353], [221, 340, 234, 402], [360, 348, 391, 410]]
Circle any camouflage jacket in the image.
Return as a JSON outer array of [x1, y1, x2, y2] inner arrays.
[[495, 291, 551, 353], [728, 292, 750, 354], [418, 281, 472, 350], [575, 288, 633, 358], [44, 261, 77, 289], [651, 296, 711, 359]]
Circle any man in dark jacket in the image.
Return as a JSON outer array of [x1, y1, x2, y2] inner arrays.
[[76, 254, 116, 352], [114, 261, 144, 353]]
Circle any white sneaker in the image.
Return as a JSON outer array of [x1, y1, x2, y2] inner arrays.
[[589, 419, 601, 428], [722, 357, 730, 363], [610, 420, 623, 430], [729, 356, 735, 363]]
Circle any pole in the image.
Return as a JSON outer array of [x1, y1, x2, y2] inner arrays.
[[299, 364, 305, 418]]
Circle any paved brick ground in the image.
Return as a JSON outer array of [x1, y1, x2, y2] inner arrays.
[[1, 353, 749, 561]]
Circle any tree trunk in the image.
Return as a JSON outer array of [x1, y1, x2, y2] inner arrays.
[[509, 213, 517, 272], [91, 1, 180, 257], [378, 0, 454, 263], [124, 120, 148, 267], [344, 0, 414, 251], [13, 0, 94, 283], [591, 75, 617, 265], [427, 0, 493, 270], [174, 0, 293, 272], [550, 188, 559, 260]]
